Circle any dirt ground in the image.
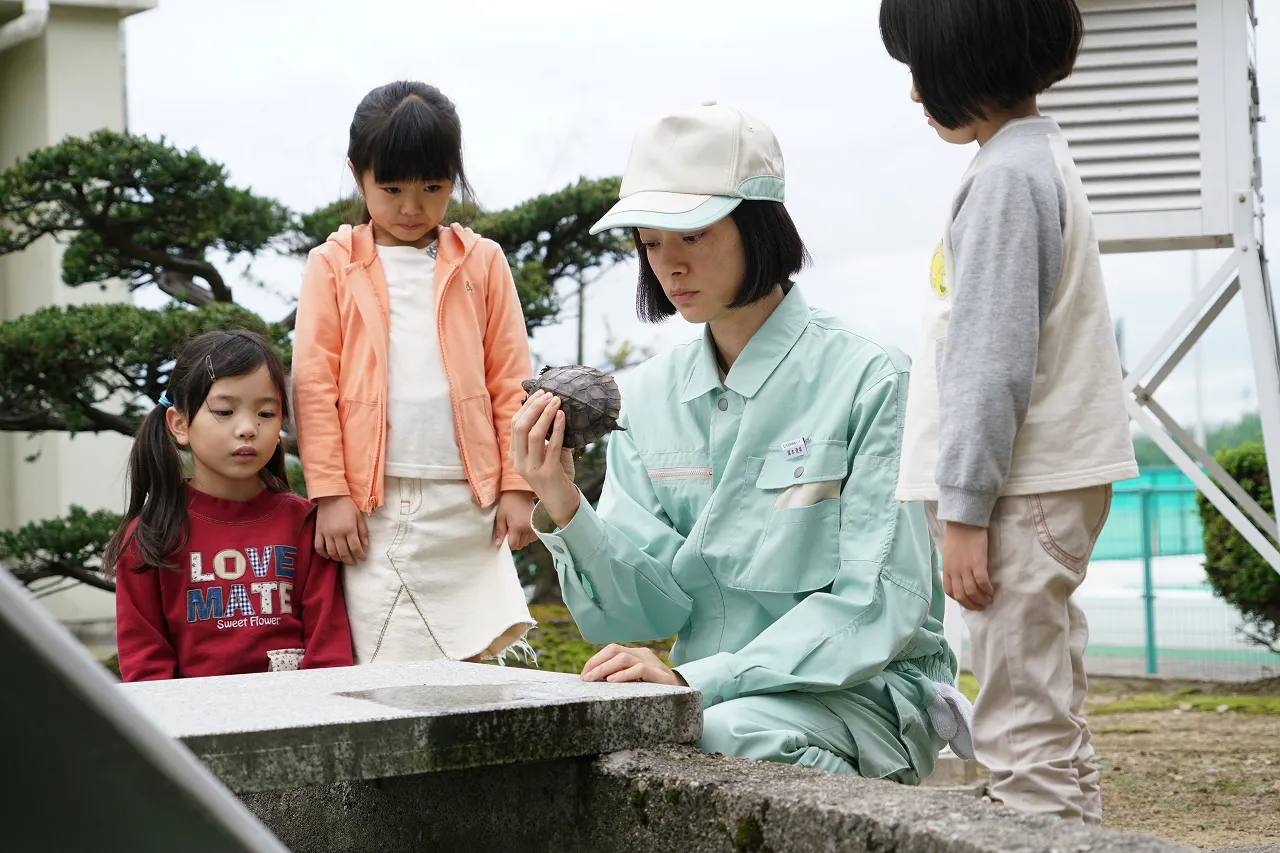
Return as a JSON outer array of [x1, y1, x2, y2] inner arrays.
[[1080, 675, 1280, 850]]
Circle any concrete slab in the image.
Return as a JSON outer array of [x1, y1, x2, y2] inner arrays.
[[0, 568, 286, 853], [118, 661, 702, 793]]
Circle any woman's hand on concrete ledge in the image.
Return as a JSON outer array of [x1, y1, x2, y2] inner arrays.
[[581, 644, 687, 687]]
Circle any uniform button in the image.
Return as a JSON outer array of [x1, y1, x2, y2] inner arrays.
[[711, 695, 724, 705], [551, 544, 564, 554], [717, 398, 728, 411], [794, 466, 804, 478]]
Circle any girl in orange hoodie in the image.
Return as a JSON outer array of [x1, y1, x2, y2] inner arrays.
[[292, 80, 535, 665]]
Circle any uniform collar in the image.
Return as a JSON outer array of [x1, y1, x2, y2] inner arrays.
[[680, 285, 810, 403]]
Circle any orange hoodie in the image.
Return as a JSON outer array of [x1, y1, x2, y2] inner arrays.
[[292, 223, 532, 512]]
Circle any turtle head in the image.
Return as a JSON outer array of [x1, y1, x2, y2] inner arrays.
[[521, 378, 538, 396]]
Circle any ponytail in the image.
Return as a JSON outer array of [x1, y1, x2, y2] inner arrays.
[[103, 403, 189, 579], [262, 443, 290, 494]]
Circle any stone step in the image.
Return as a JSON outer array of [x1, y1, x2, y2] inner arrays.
[[921, 746, 989, 795]]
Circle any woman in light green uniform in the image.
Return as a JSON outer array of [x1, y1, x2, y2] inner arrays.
[[511, 102, 970, 782]]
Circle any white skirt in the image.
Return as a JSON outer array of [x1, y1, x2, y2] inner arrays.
[[344, 477, 535, 664]]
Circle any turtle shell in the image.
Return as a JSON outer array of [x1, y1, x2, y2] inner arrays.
[[522, 364, 624, 449]]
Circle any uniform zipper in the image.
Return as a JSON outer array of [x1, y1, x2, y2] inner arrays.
[[646, 467, 713, 483]]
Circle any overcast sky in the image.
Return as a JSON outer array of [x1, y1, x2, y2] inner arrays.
[[124, 0, 1280, 430]]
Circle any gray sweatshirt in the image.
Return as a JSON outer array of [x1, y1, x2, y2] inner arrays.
[[896, 117, 1138, 525]]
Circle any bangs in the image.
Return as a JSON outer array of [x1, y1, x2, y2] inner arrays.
[[633, 201, 809, 324], [361, 97, 463, 185], [174, 331, 289, 421]]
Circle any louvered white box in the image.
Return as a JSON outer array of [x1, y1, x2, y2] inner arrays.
[[1040, 0, 1260, 253]]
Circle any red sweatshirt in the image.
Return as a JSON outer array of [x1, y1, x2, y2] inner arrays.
[[115, 485, 353, 681]]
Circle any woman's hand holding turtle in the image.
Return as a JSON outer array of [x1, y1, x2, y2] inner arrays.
[[510, 391, 580, 528]]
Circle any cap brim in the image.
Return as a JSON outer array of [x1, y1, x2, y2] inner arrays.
[[589, 192, 741, 234]]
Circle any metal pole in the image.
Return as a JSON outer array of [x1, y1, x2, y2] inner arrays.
[[1192, 251, 1207, 450], [1179, 489, 1188, 553], [1141, 488, 1158, 675]]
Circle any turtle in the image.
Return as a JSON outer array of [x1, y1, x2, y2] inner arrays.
[[521, 364, 625, 449]]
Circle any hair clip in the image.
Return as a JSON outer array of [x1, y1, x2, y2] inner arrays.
[[157, 392, 171, 408], [205, 355, 216, 382]]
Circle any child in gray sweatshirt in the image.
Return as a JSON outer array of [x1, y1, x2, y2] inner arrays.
[[881, 0, 1138, 825]]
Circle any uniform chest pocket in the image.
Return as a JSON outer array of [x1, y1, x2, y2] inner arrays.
[[731, 441, 847, 593]]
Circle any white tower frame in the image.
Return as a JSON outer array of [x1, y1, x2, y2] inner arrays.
[[1039, 0, 1280, 573]]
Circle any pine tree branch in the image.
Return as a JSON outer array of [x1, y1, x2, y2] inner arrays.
[[47, 561, 116, 593]]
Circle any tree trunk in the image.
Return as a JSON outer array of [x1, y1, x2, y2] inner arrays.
[[576, 278, 585, 366], [156, 270, 215, 306], [532, 560, 564, 605]]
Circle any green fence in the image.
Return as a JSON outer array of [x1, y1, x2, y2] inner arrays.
[[1091, 470, 1260, 677], [1093, 468, 1203, 560]]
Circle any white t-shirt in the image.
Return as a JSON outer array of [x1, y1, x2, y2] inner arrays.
[[376, 241, 466, 480]]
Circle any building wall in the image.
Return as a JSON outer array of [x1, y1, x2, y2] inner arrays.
[[0, 1, 154, 623]]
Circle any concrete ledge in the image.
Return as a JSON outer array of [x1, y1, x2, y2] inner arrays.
[[118, 661, 701, 793], [587, 747, 1196, 853], [243, 746, 1198, 853]]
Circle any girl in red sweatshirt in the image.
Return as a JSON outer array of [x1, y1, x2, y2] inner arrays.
[[106, 330, 353, 681]]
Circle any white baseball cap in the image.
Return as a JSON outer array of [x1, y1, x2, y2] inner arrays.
[[589, 101, 785, 235]]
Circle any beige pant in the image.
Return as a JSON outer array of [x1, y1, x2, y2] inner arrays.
[[927, 485, 1112, 824]]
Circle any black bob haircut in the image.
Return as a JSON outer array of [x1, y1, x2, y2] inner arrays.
[[635, 201, 811, 323], [879, 0, 1084, 131]]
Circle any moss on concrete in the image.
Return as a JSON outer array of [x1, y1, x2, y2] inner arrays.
[[732, 813, 764, 852]]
